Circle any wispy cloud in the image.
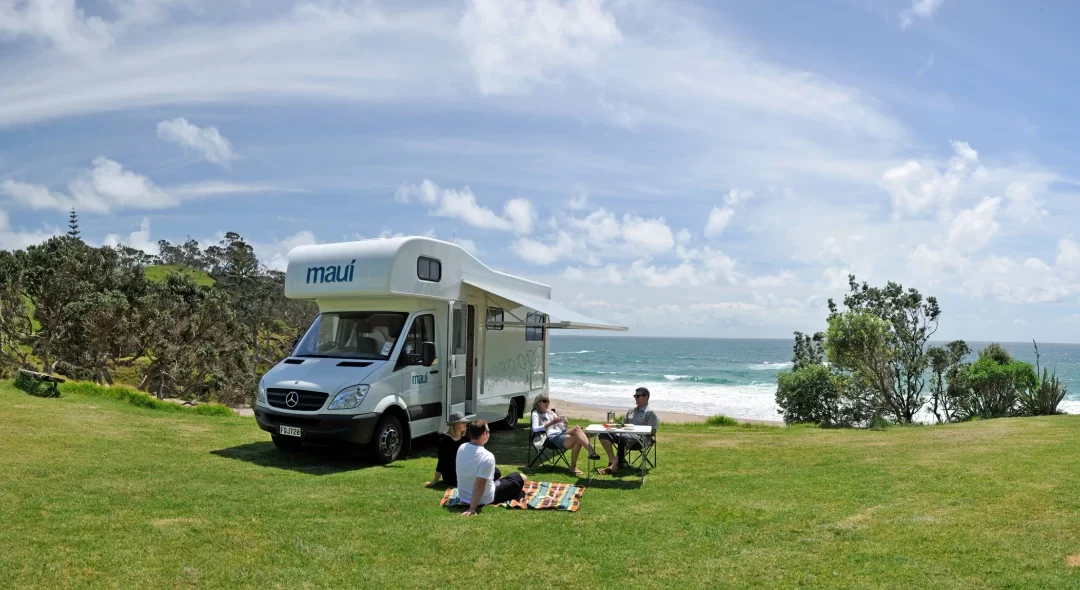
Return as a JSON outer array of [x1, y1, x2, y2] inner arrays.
[[157, 117, 237, 167], [396, 180, 535, 234], [901, 0, 945, 29], [1, 157, 175, 213]]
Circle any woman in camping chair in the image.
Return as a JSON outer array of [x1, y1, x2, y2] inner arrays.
[[530, 393, 601, 477]]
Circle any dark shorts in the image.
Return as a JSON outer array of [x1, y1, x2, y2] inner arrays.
[[492, 472, 526, 504], [598, 432, 643, 448]]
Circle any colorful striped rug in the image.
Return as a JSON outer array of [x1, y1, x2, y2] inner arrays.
[[440, 481, 585, 512]]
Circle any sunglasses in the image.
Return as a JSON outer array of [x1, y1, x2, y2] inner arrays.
[[633, 393, 647, 398]]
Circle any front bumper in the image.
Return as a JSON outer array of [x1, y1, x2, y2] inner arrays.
[[255, 406, 379, 445]]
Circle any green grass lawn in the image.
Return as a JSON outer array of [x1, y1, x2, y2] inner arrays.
[[2, 382, 1080, 588]]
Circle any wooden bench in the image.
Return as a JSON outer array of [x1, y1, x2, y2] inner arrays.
[[15, 369, 65, 398]]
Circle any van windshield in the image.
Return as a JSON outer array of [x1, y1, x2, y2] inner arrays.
[[292, 312, 408, 360]]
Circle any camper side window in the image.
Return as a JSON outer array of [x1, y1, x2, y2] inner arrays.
[[486, 307, 504, 330], [525, 312, 546, 341], [417, 257, 441, 282], [396, 314, 436, 370]]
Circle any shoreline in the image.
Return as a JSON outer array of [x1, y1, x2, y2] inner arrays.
[[549, 397, 785, 426]]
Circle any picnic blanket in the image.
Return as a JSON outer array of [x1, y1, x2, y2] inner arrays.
[[440, 481, 585, 512]]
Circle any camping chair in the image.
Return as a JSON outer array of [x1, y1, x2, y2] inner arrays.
[[620, 427, 657, 482], [527, 412, 570, 471]]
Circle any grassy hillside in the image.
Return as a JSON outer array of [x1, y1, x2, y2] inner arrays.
[[144, 264, 215, 287], [2, 382, 1079, 588]]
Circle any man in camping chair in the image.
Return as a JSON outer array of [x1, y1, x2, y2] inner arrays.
[[597, 387, 659, 475]]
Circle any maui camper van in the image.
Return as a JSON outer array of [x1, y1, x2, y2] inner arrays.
[[254, 236, 626, 463]]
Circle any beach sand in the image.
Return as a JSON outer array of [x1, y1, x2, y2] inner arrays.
[[550, 397, 784, 426]]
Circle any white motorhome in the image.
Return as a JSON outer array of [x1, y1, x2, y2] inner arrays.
[[254, 236, 626, 463]]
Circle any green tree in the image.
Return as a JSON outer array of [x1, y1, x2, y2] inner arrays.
[[926, 340, 970, 423], [141, 273, 254, 404], [0, 250, 34, 376], [67, 209, 81, 239], [825, 275, 941, 423]]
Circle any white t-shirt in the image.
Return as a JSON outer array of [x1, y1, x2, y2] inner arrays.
[[455, 442, 496, 506]]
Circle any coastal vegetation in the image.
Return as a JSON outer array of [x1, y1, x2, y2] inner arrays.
[[0, 211, 316, 406], [776, 275, 1068, 426]]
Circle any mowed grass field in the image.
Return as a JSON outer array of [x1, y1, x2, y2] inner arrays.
[[2, 383, 1080, 588]]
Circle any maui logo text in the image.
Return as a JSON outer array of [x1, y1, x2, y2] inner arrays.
[[411, 374, 428, 385], [306, 260, 356, 284]]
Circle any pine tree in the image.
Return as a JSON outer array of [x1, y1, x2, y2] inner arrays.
[[67, 209, 80, 239]]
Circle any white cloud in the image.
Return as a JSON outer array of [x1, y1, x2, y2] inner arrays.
[[0, 0, 114, 54], [167, 181, 294, 198], [882, 140, 980, 217], [453, 237, 479, 255], [945, 196, 1000, 255], [723, 189, 753, 206], [396, 180, 534, 234], [513, 231, 576, 265], [566, 193, 588, 210], [901, 0, 945, 29], [459, 0, 622, 95], [1055, 238, 1080, 281], [2, 157, 175, 213], [0, 207, 59, 250], [748, 271, 795, 289], [1003, 182, 1046, 224], [260, 230, 320, 271], [621, 214, 674, 256], [704, 206, 734, 238], [103, 218, 158, 255], [156, 117, 237, 167]]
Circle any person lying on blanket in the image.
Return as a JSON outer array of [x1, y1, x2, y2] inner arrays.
[[530, 393, 602, 477], [597, 387, 659, 475], [456, 419, 527, 516]]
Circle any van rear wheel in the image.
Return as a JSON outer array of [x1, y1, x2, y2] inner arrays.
[[500, 399, 520, 430], [369, 414, 404, 464]]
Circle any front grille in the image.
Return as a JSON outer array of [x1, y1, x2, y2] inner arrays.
[[267, 388, 329, 412]]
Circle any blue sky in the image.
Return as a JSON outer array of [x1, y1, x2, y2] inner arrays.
[[2, 0, 1080, 342]]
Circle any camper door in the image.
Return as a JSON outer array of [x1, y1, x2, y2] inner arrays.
[[445, 301, 468, 420]]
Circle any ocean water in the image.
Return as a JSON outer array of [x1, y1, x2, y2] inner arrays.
[[548, 336, 1080, 421]]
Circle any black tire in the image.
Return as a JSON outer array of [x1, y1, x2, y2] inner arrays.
[[272, 435, 304, 451], [369, 414, 405, 464], [500, 398, 520, 430]]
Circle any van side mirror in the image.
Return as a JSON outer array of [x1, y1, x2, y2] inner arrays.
[[422, 341, 437, 367]]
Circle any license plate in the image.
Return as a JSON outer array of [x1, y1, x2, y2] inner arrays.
[[279, 425, 302, 437]]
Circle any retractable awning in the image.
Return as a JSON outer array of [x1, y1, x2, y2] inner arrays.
[[463, 279, 628, 331]]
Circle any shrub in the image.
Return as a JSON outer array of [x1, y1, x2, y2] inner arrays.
[[961, 346, 1037, 419], [776, 364, 844, 426], [1018, 368, 1067, 417], [706, 414, 739, 427]]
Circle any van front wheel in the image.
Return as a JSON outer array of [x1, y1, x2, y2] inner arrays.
[[369, 414, 404, 464]]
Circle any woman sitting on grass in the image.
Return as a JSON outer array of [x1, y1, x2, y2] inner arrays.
[[530, 393, 601, 477], [425, 412, 473, 488]]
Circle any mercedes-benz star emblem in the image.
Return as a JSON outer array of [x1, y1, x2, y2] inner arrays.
[[285, 391, 300, 408]]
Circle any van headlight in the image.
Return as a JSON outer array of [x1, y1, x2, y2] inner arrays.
[[328, 385, 369, 410], [257, 383, 267, 404]]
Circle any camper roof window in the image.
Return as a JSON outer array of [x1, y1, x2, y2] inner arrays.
[[417, 256, 441, 282], [292, 312, 408, 360]]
